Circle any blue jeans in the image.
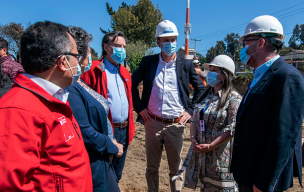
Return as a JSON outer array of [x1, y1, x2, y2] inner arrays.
[[112, 127, 128, 181]]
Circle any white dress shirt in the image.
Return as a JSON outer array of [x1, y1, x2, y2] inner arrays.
[[147, 54, 184, 119], [23, 73, 69, 103]]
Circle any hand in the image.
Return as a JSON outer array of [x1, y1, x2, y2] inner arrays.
[[193, 144, 210, 153], [139, 108, 153, 122], [253, 185, 262, 192], [190, 137, 198, 146], [112, 139, 124, 157], [178, 111, 191, 125]]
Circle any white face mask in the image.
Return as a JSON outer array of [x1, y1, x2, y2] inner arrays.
[[65, 58, 81, 85]]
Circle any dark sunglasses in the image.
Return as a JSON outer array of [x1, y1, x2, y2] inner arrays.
[[57, 53, 83, 62], [242, 39, 260, 47]]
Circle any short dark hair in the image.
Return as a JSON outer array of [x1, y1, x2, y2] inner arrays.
[[20, 21, 72, 74], [102, 31, 126, 56], [264, 37, 281, 54], [0, 37, 8, 50], [68, 26, 92, 58]]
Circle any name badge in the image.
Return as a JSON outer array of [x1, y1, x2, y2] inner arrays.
[[125, 79, 129, 81], [200, 120, 205, 131]]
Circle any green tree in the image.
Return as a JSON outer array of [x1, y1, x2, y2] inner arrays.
[[196, 52, 206, 64], [90, 47, 99, 60], [126, 41, 153, 73], [205, 46, 216, 63], [299, 24, 304, 50], [101, 0, 163, 48], [0, 22, 24, 59], [288, 24, 301, 49], [215, 40, 226, 55], [224, 33, 241, 61]]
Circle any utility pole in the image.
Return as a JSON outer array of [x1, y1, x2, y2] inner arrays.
[[184, 0, 191, 59], [191, 38, 201, 58]]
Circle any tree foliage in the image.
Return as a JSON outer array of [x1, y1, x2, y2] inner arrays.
[[196, 52, 206, 64], [215, 40, 226, 55], [224, 33, 241, 61], [0, 22, 24, 58], [101, 0, 163, 48], [90, 47, 99, 61], [204, 33, 241, 63], [205, 46, 216, 63], [289, 24, 301, 49], [126, 41, 153, 73], [288, 24, 304, 50]]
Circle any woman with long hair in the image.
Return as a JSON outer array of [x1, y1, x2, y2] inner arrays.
[[66, 26, 122, 192], [184, 55, 242, 191]]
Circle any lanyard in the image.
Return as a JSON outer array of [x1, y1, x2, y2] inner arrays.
[[203, 100, 212, 114], [200, 99, 212, 120]]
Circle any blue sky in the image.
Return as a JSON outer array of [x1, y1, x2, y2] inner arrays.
[[1, 0, 304, 57]]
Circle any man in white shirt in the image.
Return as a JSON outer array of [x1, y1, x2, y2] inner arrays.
[[132, 20, 205, 192]]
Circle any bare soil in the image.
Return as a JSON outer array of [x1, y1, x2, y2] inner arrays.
[[118, 112, 304, 192]]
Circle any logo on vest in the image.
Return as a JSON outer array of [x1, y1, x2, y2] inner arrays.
[[58, 116, 74, 142]]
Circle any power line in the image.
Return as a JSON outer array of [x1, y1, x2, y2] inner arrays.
[[177, 2, 304, 48]]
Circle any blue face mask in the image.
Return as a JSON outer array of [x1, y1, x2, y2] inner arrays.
[[111, 47, 126, 64], [83, 53, 92, 72], [206, 71, 220, 87], [66, 59, 81, 85], [162, 42, 177, 56], [240, 41, 259, 65]]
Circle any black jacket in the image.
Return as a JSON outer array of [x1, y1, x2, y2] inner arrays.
[[231, 57, 304, 191], [132, 54, 205, 123]]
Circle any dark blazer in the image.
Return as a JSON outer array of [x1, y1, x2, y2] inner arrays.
[[231, 57, 304, 192], [132, 54, 205, 122], [67, 81, 118, 192]]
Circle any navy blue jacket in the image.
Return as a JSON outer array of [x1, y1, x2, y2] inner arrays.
[[231, 57, 304, 191], [67, 82, 118, 192], [132, 54, 205, 122]]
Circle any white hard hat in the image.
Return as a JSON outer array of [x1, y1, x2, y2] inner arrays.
[[193, 59, 200, 64], [155, 20, 179, 37], [239, 15, 285, 44], [208, 55, 235, 76]]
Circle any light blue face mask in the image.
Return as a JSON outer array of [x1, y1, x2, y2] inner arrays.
[[162, 42, 177, 56], [83, 53, 92, 72], [240, 41, 259, 65], [66, 59, 81, 85], [206, 71, 220, 87], [111, 47, 126, 64]]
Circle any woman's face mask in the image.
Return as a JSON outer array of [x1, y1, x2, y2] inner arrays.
[[65, 58, 81, 85], [82, 53, 92, 73], [206, 71, 220, 87]]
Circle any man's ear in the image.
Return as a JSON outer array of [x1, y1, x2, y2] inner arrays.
[[103, 43, 110, 55], [57, 56, 68, 72], [259, 38, 266, 48], [157, 39, 162, 48]]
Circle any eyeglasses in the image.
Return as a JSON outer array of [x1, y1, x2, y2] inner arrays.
[[57, 53, 84, 62], [242, 39, 260, 47]]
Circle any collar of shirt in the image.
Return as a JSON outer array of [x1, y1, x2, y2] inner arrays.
[[209, 89, 221, 99], [104, 57, 120, 73], [250, 55, 280, 89], [158, 53, 176, 67], [23, 73, 69, 103]]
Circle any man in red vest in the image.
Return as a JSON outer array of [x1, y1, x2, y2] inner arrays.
[[81, 31, 135, 181]]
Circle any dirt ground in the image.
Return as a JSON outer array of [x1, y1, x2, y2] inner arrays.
[[118, 112, 304, 192]]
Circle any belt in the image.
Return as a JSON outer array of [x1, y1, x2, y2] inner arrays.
[[113, 121, 128, 129], [149, 113, 182, 124]]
